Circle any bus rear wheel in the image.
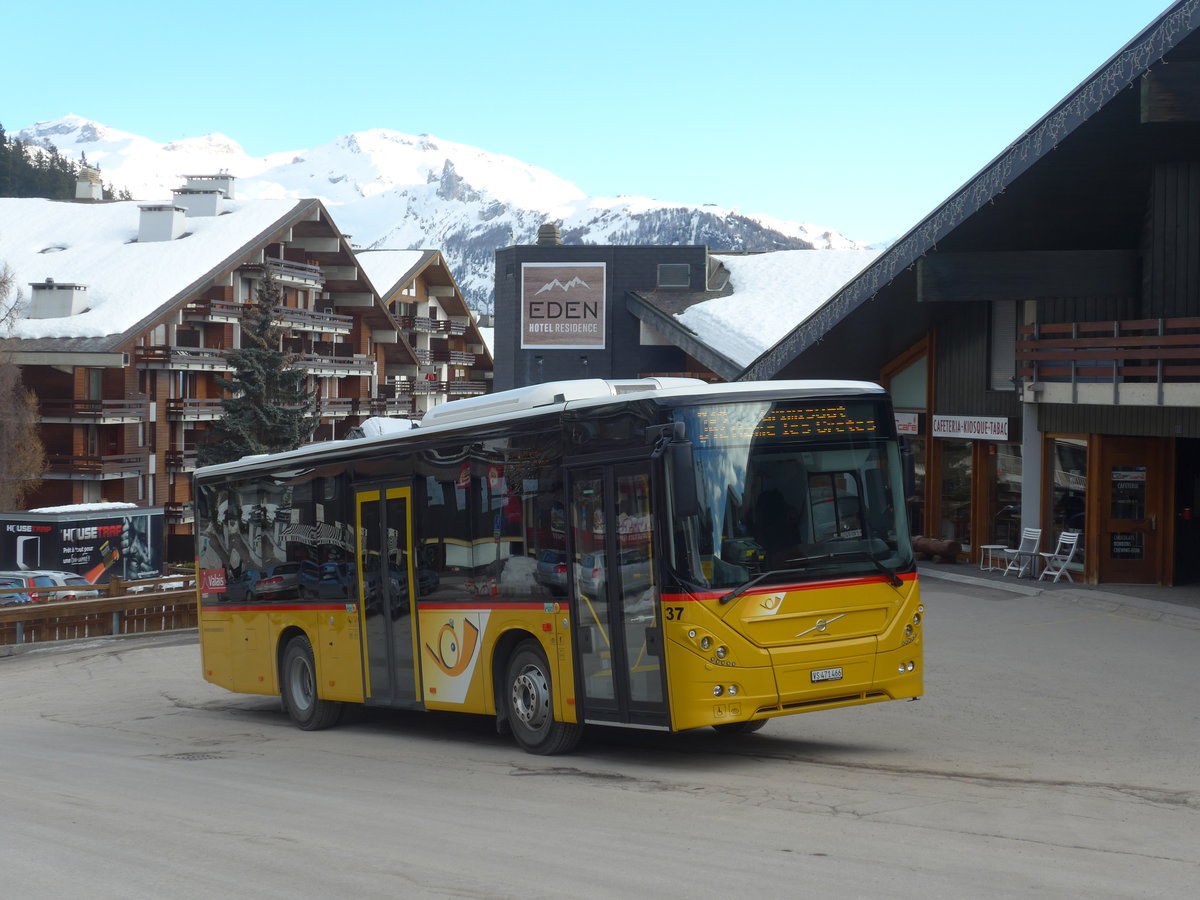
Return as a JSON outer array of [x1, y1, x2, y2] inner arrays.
[[505, 640, 581, 755], [281, 634, 342, 731]]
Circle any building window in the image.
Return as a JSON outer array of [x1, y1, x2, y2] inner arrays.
[[657, 263, 690, 289], [1049, 438, 1087, 568], [989, 300, 1017, 391], [939, 440, 973, 547], [988, 442, 1022, 547]]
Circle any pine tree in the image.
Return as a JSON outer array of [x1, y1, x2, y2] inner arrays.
[[0, 264, 47, 509], [198, 269, 317, 466]]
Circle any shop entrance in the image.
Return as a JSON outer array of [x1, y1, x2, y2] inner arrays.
[[1173, 439, 1200, 585], [1096, 437, 1169, 584]]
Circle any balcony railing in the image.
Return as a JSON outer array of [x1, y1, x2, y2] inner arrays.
[[241, 259, 324, 287], [366, 395, 417, 417], [184, 299, 243, 324], [38, 398, 150, 424], [167, 398, 225, 421], [1017, 317, 1200, 405], [413, 348, 432, 365], [316, 397, 356, 418], [44, 452, 148, 480], [165, 450, 198, 472], [272, 305, 353, 335], [136, 346, 230, 371], [444, 380, 488, 396], [293, 353, 375, 376], [430, 349, 476, 365]]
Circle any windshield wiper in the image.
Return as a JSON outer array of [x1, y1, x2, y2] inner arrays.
[[718, 567, 814, 605], [785, 549, 903, 587]]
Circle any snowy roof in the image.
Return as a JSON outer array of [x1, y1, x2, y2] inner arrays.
[[356, 248, 436, 296], [674, 250, 883, 369], [0, 196, 314, 343]]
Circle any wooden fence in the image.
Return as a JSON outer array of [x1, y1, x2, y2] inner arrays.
[[0, 575, 197, 647]]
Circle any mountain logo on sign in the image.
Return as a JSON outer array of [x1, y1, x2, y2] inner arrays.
[[534, 276, 591, 296]]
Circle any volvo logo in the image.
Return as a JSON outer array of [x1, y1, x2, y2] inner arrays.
[[796, 614, 846, 638]]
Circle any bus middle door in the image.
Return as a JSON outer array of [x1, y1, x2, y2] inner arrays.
[[356, 485, 421, 707], [568, 463, 669, 731]]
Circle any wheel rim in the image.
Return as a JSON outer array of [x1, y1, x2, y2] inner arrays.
[[288, 655, 315, 713], [511, 662, 550, 732]]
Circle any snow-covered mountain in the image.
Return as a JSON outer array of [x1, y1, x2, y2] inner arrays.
[[16, 115, 866, 312]]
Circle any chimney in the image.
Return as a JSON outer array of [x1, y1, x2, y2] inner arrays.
[[138, 204, 186, 242], [183, 173, 235, 200], [171, 187, 224, 217], [75, 165, 103, 201], [28, 279, 89, 318], [536, 222, 563, 246]]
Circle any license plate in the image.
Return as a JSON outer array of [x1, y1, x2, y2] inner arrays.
[[811, 667, 843, 683]]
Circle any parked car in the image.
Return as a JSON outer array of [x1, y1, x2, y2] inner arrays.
[[577, 548, 653, 598], [0, 569, 100, 602], [535, 549, 569, 595], [221, 563, 301, 603], [0, 574, 34, 605]]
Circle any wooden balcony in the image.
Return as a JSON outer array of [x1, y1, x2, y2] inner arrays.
[[430, 349, 476, 366], [293, 353, 375, 377], [316, 397, 356, 419], [136, 346, 230, 371], [241, 259, 324, 287], [272, 305, 353, 335], [445, 380, 488, 397], [167, 398, 225, 421], [44, 452, 148, 480], [184, 299, 243, 324], [38, 398, 150, 424], [1017, 317, 1200, 406], [165, 450, 198, 472], [366, 395, 417, 417]]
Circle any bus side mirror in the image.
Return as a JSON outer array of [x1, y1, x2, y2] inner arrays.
[[668, 441, 699, 518]]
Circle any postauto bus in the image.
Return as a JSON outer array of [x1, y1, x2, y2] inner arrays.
[[193, 378, 924, 754]]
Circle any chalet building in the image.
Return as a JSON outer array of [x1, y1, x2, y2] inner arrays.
[[494, 224, 743, 389], [357, 249, 493, 415], [2, 178, 482, 561], [741, 1, 1200, 586]]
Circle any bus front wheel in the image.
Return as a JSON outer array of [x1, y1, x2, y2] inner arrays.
[[505, 640, 581, 755], [281, 634, 343, 731]]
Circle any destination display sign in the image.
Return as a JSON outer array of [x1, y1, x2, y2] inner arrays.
[[687, 401, 887, 445]]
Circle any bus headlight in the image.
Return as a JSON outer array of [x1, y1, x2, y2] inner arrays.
[[727, 685, 739, 696], [713, 685, 724, 697], [700, 636, 712, 650], [905, 624, 913, 637], [715, 646, 727, 659], [912, 613, 921, 625], [688, 629, 697, 639]]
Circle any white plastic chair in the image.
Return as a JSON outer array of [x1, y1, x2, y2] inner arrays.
[[1002, 527, 1042, 577], [1038, 531, 1081, 583]]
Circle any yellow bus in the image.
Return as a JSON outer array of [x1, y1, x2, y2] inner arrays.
[[193, 378, 924, 754]]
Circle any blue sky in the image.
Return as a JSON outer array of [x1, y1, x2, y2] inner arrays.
[[3, 0, 1177, 243]]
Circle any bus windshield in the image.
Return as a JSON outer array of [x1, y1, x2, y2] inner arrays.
[[667, 398, 914, 589]]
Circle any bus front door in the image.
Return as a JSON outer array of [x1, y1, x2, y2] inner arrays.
[[356, 486, 420, 707], [569, 464, 669, 730]]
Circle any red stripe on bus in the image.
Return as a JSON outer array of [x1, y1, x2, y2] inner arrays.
[[663, 571, 917, 602], [204, 603, 350, 612]]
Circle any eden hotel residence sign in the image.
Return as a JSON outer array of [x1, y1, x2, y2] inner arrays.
[[521, 262, 606, 349]]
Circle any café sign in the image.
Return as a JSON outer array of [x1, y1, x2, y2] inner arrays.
[[931, 415, 1009, 440]]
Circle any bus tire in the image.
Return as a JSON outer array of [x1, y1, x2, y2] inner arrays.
[[281, 634, 343, 731], [712, 719, 768, 735], [505, 640, 581, 755]]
